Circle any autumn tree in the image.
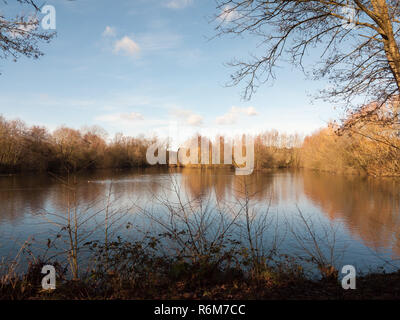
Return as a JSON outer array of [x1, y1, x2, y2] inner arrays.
[[215, 0, 400, 126], [52, 127, 87, 172], [23, 125, 54, 171], [0, 116, 25, 171], [81, 126, 108, 168]]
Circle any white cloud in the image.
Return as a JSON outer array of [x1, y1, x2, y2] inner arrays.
[[216, 112, 236, 125], [137, 32, 182, 51], [125, 112, 144, 120], [96, 112, 144, 124], [104, 30, 181, 57], [102, 26, 116, 37], [171, 108, 203, 126], [240, 106, 259, 116], [166, 0, 193, 9], [113, 36, 140, 56], [186, 114, 203, 126], [216, 106, 258, 125]]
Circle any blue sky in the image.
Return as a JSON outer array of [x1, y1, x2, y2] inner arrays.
[[0, 0, 341, 143]]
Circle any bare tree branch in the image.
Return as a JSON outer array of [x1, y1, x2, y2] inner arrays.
[[0, 0, 55, 68], [214, 0, 400, 127]]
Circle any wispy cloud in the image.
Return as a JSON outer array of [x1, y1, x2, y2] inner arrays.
[[113, 36, 140, 56], [96, 112, 144, 124], [170, 108, 203, 126], [216, 106, 258, 125], [102, 29, 181, 57], [102, 26, 116, 37], [165, 0, 193, 9], [137, 32, 182, 51]]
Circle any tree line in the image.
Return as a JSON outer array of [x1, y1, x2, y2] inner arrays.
[[302, 100, 400, 176], [0, 115, 304, 174], [0, 116, 153, 173], [0, 107, 399, 176]]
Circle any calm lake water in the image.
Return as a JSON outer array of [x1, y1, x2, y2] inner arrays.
[[1, 168, 400, 275]]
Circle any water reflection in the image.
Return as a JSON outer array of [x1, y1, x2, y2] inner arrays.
[[0, 168, 399, 261], [302, 171, 400, 255]]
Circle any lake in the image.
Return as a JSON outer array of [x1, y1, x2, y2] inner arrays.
[[1, 168, 400, 275]]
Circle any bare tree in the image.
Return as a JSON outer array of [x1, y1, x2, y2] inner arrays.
[[215, 0, 400, 125], [0, 0, 55, 66]]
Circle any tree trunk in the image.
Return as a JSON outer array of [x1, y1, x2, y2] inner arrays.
[[376, 0, 400, 113]]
